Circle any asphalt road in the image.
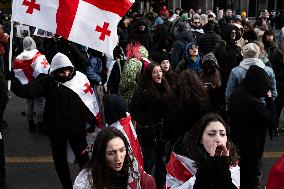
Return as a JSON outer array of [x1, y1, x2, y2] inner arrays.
[[2, 92, 284, 189]]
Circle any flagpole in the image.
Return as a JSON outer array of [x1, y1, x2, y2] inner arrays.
[[8, 0, 14, 90]]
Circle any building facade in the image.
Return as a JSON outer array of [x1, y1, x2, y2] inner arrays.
[[135, 0, 284, 17]]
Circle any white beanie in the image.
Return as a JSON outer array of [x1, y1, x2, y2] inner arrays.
[[49, 53, 74, 74], [241, 43, 260, 59]]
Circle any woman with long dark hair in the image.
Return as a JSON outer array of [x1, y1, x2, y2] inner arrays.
[[73, 127, 156, 189], [173, 69, 210, 143], [165, 113, 240, 188], [130, 63, 174, 188]]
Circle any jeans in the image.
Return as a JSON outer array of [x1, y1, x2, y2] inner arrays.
[[25, 97, 45, 123]]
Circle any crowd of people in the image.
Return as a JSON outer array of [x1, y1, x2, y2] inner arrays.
[[0, 5, 283, 189]]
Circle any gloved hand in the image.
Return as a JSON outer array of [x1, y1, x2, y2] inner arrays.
[[4, 70, 15, 81]]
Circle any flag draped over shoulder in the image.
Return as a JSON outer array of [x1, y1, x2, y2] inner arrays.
[[62, 71, 102, 128], [165, 152, 240, 189], [13, 49, 50, 84], [110, 113, 144, 168], [12, 0, 134, 56]]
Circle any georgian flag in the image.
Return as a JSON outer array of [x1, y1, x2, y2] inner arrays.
[[62, 71, 102, 128], [12, 0, 134, 56], [13, 49, 50, 84], [110, 113, 144, 168], [165, 152, 240, 189]]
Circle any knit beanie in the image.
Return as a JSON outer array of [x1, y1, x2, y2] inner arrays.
[[180, 13, 189, 21], [103, 94, 128, 125], [241, 43, 261, 58]]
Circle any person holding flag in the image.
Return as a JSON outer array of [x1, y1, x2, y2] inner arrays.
[[6, 52, 101, 189], [13, 36, 49, 132]]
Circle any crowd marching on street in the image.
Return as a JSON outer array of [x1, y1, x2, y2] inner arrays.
[[0, 2, 284, 189]]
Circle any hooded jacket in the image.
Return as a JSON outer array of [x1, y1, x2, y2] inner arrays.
[[225, 58, 277, 109], [10, 53, 91, 136], [214, 24, 242, 86], [175, 43, 202, 73], [171, 28, 194, 68]]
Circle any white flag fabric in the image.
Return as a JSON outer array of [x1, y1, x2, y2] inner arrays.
[[62, 71, 102, 128], [13, 49, 50, 84], [12, 0, 134, 56], [165, 152, 240, 189]]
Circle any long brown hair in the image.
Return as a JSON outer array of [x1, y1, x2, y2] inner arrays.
[[178, 69, 209, 106], [87, 127, 137, 189], [188, 113, 239, 166], [141, 63, 172, 100]]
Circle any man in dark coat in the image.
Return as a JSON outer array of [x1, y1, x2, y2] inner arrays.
[[6, 53, 92, 189], [198, 22, 222, 55], [229, 65, 277, 189], [129, 19, 153, 53]]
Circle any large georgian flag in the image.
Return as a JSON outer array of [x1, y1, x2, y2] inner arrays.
[[12, 0, 134, 56]]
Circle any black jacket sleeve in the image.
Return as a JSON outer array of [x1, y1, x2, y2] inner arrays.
[[10, 76, 49, 99], [193, 156, 237, 189]]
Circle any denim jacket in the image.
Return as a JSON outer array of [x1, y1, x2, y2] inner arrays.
[[225, 58, 277, 110]]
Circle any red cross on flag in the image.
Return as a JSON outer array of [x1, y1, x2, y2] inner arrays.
[[13, 49, 50, 84], [12, 0, 134, 56], [62, 71, 103, 128]]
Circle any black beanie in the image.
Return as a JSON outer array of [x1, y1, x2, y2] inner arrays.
[[103, 94, 128, 125]]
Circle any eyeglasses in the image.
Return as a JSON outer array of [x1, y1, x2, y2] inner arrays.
[[189, 45, 199, 49], [193, 22, 200, 24]]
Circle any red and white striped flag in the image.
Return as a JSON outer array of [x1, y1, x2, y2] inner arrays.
[[12, 0, 134, 56], [13, 49, 50, 84], [110, 113, 144, 168]]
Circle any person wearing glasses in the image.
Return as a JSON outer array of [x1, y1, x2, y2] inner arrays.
[[190, 15, 204, 42], [175, 42, 202, 74]]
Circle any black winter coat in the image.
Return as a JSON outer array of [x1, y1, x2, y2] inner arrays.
[[229, 88, 277, 153], [10, 73, 89, 137], [194, 156, 237, 189], [270, 50, 284, 114], [130, 88, 173, 144]]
